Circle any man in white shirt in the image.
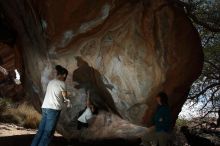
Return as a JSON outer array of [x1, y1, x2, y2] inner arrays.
[[31, 65, 70, 146]]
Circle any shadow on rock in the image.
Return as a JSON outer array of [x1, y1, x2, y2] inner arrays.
[[72, 56, 121, 117]]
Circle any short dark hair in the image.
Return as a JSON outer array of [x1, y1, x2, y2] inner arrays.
[[55, 65, 68, 76], [157, 92, 168, 105]]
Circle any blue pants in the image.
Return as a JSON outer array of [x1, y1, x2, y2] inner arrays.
[[31, 108, 61, 146]]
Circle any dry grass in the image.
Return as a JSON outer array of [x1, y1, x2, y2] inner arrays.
[[0, 100, 41, 129]]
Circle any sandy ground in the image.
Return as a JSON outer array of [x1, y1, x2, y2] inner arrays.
[[0, 122, 141, 146], [0, 122, 36, 136], [0, 122, 61, 137], [0, 122, 68, 146]]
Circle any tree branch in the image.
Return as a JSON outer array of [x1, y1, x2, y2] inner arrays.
[[188, 83, 220, 100], [204, 60, 220, 71], [176, 0, 220, 32], [200, 89, 218, 110]]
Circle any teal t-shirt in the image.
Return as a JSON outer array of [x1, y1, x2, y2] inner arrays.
[[153, 105, 172, 132]]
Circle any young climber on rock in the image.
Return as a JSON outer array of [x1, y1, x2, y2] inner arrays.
[[77, 90, 98, 130]]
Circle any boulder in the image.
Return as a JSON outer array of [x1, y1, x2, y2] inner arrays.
[[0, 0, 203, 139]]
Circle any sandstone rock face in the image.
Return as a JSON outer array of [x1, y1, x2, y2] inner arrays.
[[0, 0, 203, 139]]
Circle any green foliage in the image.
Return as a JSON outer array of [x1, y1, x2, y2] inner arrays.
[[186, 0, 220, 32], [184, 0, 220, 121], [189, 34, 220, 115], [176, 118, 189, 127]]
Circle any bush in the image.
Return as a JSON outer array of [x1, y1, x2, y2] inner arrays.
[[0, 101, 41, 129], [0, 98, 12, 113]]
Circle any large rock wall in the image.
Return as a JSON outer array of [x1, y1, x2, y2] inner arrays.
[[0, 43, 23, 99], [0, 0, 203, 139]]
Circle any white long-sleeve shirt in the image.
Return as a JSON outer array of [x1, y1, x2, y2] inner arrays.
[[78, 107, 93, 123]]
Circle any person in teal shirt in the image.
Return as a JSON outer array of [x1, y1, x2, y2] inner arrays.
[[142, 92, 172, 146]]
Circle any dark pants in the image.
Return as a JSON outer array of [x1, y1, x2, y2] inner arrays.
[[77, 121, 88, 130], [142, 129, 171, 146]]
